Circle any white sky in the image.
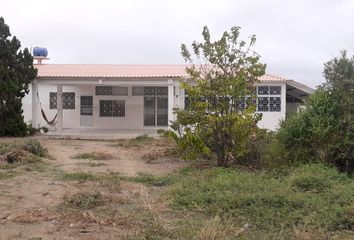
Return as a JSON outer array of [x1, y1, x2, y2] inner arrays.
[[1, 0, 354, 87]]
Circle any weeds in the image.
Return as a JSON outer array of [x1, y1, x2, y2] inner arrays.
[[143, 151, 161, 164], [75, 161, 107, 167], [62, 191, 108, 209], [0, 139, 48, 179], [167, 164, 354, 238], [72, 151, 113, 160], [22, 139, 47, 157], [110, 135, 156, 148], [131, 172, 176, 187], [61, 172, 97, 181], [0, 170, 18, 180], [0, 139, 47, 157]]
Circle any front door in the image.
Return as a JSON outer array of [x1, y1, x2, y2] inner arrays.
[[80, 96, 93, 126]]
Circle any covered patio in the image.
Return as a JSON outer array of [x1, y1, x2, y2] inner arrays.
[[28, 65, 187, 136]]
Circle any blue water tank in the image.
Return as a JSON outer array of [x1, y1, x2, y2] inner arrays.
[[33, 47, 48, 57]]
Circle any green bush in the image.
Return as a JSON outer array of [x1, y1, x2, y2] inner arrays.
[[276, 52, 354, 173]]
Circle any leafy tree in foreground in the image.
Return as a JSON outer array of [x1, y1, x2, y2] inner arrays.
[[278, 51, 354, 173], [171, 26, 266, 167], [0, 17, 37, 136]]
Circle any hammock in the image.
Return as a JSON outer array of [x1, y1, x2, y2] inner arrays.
[[41, 108, 57, 126], [37, 93, 57, 126]]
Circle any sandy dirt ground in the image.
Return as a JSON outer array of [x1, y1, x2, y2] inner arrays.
[[0, 137, 186, 240]]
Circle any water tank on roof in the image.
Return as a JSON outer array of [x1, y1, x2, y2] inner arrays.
[[33, 47, 48, 57]]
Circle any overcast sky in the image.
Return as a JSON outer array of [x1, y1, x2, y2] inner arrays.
[[1, 0, 354, 87]]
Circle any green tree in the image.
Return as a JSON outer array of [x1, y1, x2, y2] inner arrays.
[[277, 51, 354, 173], [0, 17, 37, 136], [172, 26, 266, 167]]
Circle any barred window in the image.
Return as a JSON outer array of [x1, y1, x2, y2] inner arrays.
[[62, 92, 75, 109], [157, 87, 168, 96], [270, 97, 281, 112], [144, 87, 156, 96], [257, 97, 269, 112], [257, 86, 269, 95], [49, 92, 57, 109], [96, 86, 112, 95], [49, 92, 75, 110], [132, 87, 144, 96], [270, 86, 281, 95], [96, 86, 128, 96], [99, 100, 125, 117], [112, 87, 128, 96]]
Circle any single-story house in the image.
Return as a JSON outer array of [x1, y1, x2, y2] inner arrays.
[[22, 59, 314, 136]]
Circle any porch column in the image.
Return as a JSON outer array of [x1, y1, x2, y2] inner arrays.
[[57, 85, 63, 132], [31, 80, 39, 128], [167, 79, 174, 127]]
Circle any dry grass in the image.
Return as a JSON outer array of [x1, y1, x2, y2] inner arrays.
[[75, 161, 107, 167], [143, 151, 162, 164], [198, 216, 249, 240], [62, 191, 108, 209], [72, 151, 114, 160]]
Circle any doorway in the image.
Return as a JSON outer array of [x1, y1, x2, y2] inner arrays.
[[80, 96, 93, 126]]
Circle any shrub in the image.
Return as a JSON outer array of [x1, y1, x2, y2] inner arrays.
[[26, 123, 40, 136], [22, 139, 47, 157], [277, 52, 354, 173], [172, 26, 265, 167], [130, 134, 154, 145], [0, 139, 47, 157]]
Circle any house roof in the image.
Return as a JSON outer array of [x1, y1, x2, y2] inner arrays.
[[34, 64, 314, 93], [35, 64, 286, 80]]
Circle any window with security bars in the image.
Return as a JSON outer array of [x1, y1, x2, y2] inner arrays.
[[99, 100, 125, 117], [62, 92, 75, 109], [49, 92, 75, 109], [257, 86, 269, 95], [157, 87, 168, 96], [132, 87, 144, 96], [270, 86, 281, 95], [257, 97, 269, 112], [49, 92, 57, 109], [96, 86, 112, 95], [144, 87, 156, 96], [270, 97, 281, 112], [96, 86, 128, 96]]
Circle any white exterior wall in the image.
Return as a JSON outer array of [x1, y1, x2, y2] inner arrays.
[[22, 80, 287, 131], [255, 82, 286, 131], [23, 83, 148, 130]]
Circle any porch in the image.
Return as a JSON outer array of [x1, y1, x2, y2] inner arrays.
[[45, 128, 161, 140], [30, 77, 183, 135]]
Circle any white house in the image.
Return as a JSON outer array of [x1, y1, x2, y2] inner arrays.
[[22, 60, 314, 137]]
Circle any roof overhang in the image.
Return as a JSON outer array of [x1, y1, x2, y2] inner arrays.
[[286, 80, 315, 95], [33, 64, 315, 93]]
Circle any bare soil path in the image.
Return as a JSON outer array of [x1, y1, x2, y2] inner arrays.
[[0, 137, 186, 240]]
